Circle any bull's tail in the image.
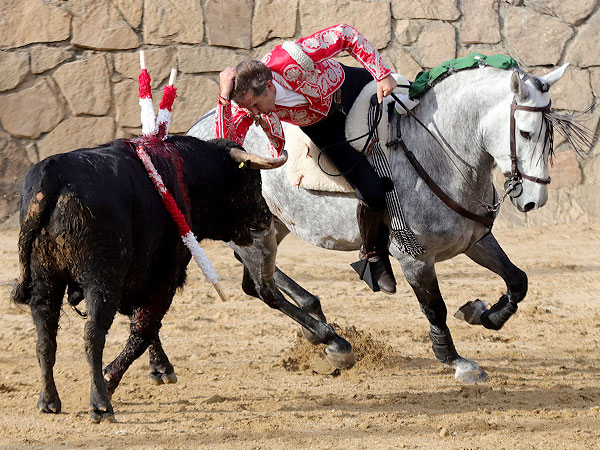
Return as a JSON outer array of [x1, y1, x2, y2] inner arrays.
[[11, 162, 58, 305]]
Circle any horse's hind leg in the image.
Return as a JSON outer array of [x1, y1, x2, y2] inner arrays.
[[29, 276, 66, 414], [237, 218, 327, 344], [230, 226, 355, 370], [402, 258, 489, 383], [456, 232, 527, 330]]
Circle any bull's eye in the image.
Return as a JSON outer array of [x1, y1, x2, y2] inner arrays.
[[520, 130, 531, 140]]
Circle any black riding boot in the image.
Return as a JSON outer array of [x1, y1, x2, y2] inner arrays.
[[357, 200, 396, 294]]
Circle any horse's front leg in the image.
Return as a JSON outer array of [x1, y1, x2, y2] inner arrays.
[[456, 232, 527, 330], [402, 258, 489, 384]]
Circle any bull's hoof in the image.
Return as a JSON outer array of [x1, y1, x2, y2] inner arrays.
[[90, 410, 116, 423], [454, 299, 488, 325], [325, 339, 356, 370], [37, 397, 61, 414], [451, 357, 489, 384], [89, 403, 115, 423], [149, 371, 178, 385]]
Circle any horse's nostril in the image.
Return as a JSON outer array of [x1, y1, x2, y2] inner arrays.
[[523, 202, 536, 212]]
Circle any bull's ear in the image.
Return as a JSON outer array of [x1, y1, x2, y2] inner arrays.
[[539, 62, 569, 88], [511, 71, 530, 101]]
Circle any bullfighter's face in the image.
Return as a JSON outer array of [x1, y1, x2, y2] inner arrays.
[[239, 81, 276, 117]]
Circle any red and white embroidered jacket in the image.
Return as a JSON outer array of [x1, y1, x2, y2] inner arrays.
[[215, 24, 392, 156]]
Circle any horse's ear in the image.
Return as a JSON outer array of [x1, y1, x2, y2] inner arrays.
[[539, 62, 569, 88], [510, 71, 530, 101]]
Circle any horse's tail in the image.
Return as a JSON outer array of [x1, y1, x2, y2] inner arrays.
[[11, 159, 60, 305]]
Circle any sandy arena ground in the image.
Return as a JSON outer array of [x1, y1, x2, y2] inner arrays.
[[0, 222, 599, 449]]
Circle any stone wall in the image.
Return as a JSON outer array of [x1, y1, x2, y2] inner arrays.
[[1, 0, 599, 227]]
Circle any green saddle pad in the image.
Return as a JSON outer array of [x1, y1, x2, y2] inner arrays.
[[409, 53, 518, 99]]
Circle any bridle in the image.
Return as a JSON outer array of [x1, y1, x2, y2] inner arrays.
[[386, 81, 554, 227], [503, 98, 552, 199]]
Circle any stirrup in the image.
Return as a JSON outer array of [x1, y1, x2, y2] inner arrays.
[[350, 258, 379, 292], [351, 250, 396, 293]]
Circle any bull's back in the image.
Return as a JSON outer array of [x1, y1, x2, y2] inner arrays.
[[16, 142, 177, 302]]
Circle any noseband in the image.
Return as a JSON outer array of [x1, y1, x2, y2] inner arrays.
[[503, 98, 552, 198]]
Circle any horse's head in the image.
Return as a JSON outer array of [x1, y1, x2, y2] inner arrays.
[[487, 64, 568, 213]]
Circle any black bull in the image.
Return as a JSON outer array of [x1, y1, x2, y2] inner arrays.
[[11, 136, 353, 423]]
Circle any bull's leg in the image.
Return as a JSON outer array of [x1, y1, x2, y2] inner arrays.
[[229, 226, 355, 370], [456, 232, 528, 330], [29, 278, 65, 414], [147, 333, 177, 385], [84, 288, 119, 423], [402, 258, 489, 383], [103, 297, 173, 396]]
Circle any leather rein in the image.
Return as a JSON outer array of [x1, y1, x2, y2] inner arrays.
[[389, 90, 552, 228]]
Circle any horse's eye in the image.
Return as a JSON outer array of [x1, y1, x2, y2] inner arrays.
[[520, 130, 531, 140]]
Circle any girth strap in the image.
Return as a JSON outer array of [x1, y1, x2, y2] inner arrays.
[[367, 97, 425, 257]]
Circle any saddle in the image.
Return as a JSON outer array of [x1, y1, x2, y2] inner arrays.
[[284, 123, 354, 193], [344, 73, 415, 154], [284, 73, 424, 257]]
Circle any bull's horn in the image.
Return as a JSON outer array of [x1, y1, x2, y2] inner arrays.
[[229, 148, 288, 170]]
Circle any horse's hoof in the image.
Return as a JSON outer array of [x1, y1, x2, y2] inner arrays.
[[454, 299, 488, 325], [453, 358, 490, 384], [325, 346, 356, 370]]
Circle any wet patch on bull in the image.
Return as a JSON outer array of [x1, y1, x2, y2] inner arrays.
[[33, 193, 90, 269], [25, 192, 43, 220]]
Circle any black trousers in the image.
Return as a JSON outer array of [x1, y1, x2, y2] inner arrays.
[[300, 65, 386, 212]]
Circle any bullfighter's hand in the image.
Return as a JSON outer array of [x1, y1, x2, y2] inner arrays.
[[254, 115, 268, 128], [377, 75, 398, 103], [219, 67, 237, 100]]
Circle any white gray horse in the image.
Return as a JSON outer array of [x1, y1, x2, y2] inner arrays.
[[188, 63, 589, 382]]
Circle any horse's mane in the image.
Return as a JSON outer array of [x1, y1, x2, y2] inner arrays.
[[544, 102, 597, 157]]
